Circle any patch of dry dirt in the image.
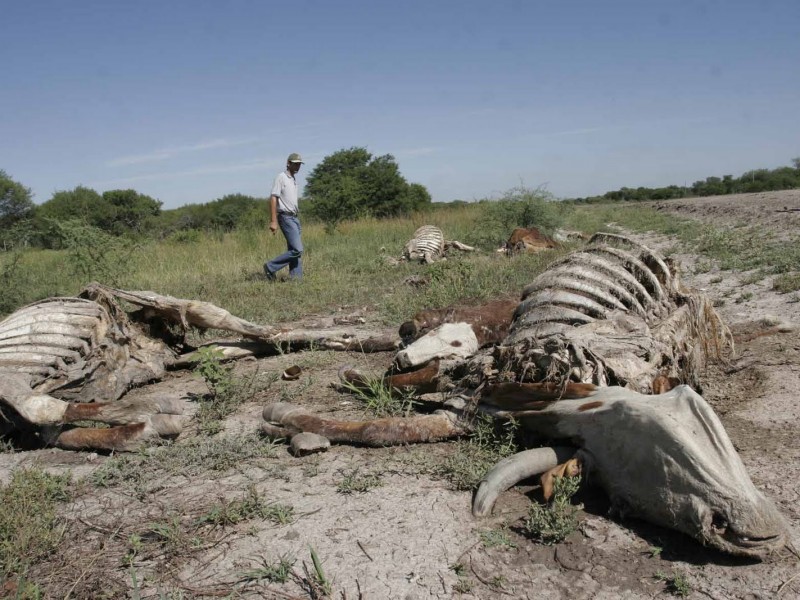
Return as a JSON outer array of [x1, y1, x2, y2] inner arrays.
[[3, 192, 800, 599]]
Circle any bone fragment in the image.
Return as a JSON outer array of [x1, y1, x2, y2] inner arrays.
[[83, 283, 279, 340], [0, 374, 68, 425]]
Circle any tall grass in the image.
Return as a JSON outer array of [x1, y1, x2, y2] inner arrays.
[[3, 196, 798, 322]]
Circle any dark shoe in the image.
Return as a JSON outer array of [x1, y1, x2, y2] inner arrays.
[[264, 267, 277, 282]]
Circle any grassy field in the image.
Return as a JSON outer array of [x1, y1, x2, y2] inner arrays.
[[2, 196, 799, 324]]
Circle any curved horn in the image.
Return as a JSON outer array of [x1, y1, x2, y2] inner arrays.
[[472, 446, 576, 517]]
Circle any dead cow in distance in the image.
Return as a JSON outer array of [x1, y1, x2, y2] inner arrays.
[[498, 226, 559, 256], [398, 225, 475, 264], [263, 233, 790, 559]]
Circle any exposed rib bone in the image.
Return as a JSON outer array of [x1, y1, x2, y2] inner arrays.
[[511, 306, 596, 331], [0, 346, 82, 362], [0, 322, 96, 340], [472, 446, 577, 516], [516, 290, 610, 320], [589, 232, 673, 288], [0, 334, 90, 353], [585, 246, 665, 303], [545, 252, 654, 309], [522, 269, 643, 315]]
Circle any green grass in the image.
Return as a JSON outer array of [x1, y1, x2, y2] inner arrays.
[[654, 570, 692, 597], [335, 468, 383, 494], [479, 527, 518, 549], [3, 197, 799, 326], [239, 554, 296, 584], [0, 469, 71, 584], [437, 414, 519, 491], [524, 474, 581, 545], [90, 434, 281, 492], [340, 375, 417, 417], [196, 486, 294, 527], [0, 200, 570, 325], [774, 272, 800, 293]]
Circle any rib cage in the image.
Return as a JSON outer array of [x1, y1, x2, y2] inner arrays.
[[497, 232, 730, 392], [403, 225, 445, 264], [0, 295, 171, 402]]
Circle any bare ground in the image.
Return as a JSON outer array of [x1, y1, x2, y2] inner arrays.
[[2, 191, 800, 599]]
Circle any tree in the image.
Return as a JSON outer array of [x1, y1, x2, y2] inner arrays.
[[102, 189, 161, 234], [0, 170, 34, 230], [305, 147, 431, 229]]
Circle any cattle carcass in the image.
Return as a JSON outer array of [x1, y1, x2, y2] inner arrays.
[[263, 233, 789, 558], [0, 283, 400, 451], [400, 225, 475, 264], [499, 226, 559, 255]]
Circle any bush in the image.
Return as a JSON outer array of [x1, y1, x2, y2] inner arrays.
[[304, 147, 432, 231]]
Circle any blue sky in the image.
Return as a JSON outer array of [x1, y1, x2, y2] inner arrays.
[[2, 0, 799, 209]]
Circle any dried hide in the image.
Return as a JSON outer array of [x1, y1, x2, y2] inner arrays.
[[474, 383, 789, 559]]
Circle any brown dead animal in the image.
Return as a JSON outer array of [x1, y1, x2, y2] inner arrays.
[[263, 234, 790, 558], [498, 226, 559, 256]]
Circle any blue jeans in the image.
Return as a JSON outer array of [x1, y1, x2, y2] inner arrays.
[[265, 213, 303, 279]]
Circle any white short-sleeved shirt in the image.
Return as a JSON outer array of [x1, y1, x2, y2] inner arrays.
[[271, 170, 299, 214]]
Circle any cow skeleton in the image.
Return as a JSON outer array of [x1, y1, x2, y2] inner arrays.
[[399, 225, 475, 264], [262, 233, 789, 558]]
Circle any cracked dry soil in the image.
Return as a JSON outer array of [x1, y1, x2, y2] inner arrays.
[[2, 190, 800, 599]]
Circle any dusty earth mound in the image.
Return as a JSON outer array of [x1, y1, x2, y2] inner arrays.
[[2, 192, 799, 599]]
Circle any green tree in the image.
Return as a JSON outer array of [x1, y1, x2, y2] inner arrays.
[[305, 147, 431, 230], [101, 189, 161, 234], [37, 186, 110, 225], [0, 170, 34, 230]]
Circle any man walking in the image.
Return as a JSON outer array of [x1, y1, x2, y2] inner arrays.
[[264, 153, 304, 281]]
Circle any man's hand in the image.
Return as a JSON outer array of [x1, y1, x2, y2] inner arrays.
[[270, 220, 278, 234]]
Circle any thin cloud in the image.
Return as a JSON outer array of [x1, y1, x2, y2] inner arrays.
[[91, 158, 269, 187], [106, 137, 260, 167], [397, 146, 438, 157], [548, 127, 603, 137]]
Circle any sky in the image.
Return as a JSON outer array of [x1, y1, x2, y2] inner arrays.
[[2, 0, 799, 209]]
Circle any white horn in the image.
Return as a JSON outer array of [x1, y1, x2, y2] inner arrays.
[[472, 446, 576, 517]]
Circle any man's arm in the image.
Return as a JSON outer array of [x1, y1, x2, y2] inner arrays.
[[269, 195, 279, 234]]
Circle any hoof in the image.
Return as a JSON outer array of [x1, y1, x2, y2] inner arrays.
[[282, 365, 302, 381], [338, 365, 363, 384], [261, 421, 292, 440], [262, 402, 307, 423], [149, 414, 183, 437], [153, 398, 185, 415], [290, 432, 330, 456]]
